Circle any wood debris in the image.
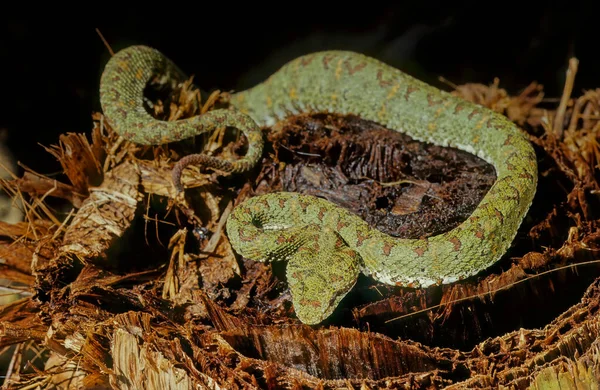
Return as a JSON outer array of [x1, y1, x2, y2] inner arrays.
[[0, 57, 599, 389]]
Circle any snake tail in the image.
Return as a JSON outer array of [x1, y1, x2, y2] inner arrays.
[[99, 45, 264, 192]]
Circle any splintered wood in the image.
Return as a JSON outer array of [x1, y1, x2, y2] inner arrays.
[[59, 160, 142, 263], [1, 63, 600, 389]]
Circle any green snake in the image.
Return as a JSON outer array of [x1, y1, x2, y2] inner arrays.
[[99, 45, 538, 325]]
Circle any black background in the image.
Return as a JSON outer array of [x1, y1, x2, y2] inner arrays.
[[2, 4, 598, 176]]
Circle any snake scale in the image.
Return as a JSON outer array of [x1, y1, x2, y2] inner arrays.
[[100, 45, 538, 325]]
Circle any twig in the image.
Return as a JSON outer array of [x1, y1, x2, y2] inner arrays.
[[385, 258, 600, 324], [2, 343, 24, 389], [438, 76, 459, 90], [553, 57, 579, 137], [95, 28, 114, 56]]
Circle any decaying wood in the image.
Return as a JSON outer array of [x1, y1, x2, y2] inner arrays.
[[1, 57, 600, 389]]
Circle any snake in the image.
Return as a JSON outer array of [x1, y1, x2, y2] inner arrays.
[[99, 45, 538, 325]]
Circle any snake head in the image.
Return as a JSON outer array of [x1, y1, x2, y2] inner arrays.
[[286, 230, 361, 325]]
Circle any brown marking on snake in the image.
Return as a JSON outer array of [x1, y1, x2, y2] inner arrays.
[[378, 102, 387, 120], [317, 207, 328, 221], [504, 134, 515, 146], [238, 229, 258, 242], [298, 245, 313, 254], [337, 220, 350, 231], [278, 198, 287, 208], [468, 215, 479, 224], [344, 60, 367, 75], [493, 121, 505, 131], [334, 59, 344, 80], [236, 206, 251, 216], [508, 185, 521, 202], [300, 299, 323, 308], [474, 229, 485, 239], [490, 243, 499, 256], [300, 56, 315, 67], [413, 246, 426, 257], [449, 237, 462, 252], [121, 130, 137, 140], [312, 241, 320, 252], [115, 107, 129, 119], [506, 151, 521, 164], [383, 242, 394, 256], [330, 274, 344, 283], [468, 109, 482, 120], [322, 55, 335, 70], [494, 208, 504, 223], [256, 198, 270, 209], [298, 199, 311, 212], [454, 103, 466, 114], [487, 119, 504, 130], [404, 86, 418, 101], [427, 94, 444, 107], [376, 70, 394, 87], [111, 90, 121, 102], [403, 281, 418, 288], [519, 172, 534, 181], [356, 230, 369, 246]]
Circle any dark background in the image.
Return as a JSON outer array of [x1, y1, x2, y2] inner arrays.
[[1, 4, 598, 176]]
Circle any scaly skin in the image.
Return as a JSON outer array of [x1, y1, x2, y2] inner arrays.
[[99, 46, 264, 192], [100, 46, 538, 325]]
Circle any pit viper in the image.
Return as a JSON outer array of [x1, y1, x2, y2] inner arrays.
[[99, 45, 538, 325]]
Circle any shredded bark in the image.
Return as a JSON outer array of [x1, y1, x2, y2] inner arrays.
[[265, 113, 495, 239], [1, 54, 600, 389]]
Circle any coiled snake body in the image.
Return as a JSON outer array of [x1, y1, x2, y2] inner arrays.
[[100, 45, 538, 325]]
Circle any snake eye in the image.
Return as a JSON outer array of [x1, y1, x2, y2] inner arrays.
[[251, 214, 264, 229]]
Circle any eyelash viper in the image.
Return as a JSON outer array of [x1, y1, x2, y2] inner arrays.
[[99, 45, 538, 325]]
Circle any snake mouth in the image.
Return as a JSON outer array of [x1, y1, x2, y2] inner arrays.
[[291, 281, 356, 325]]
